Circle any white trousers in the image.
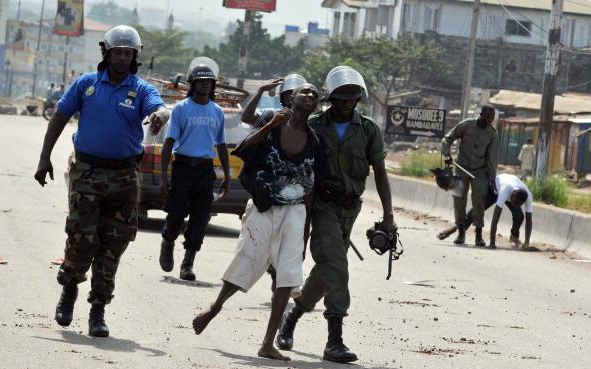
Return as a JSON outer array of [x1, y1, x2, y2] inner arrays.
[[222, 200, 305, 292]]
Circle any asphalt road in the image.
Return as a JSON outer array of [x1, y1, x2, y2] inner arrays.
[[1, 115, 590, 369]]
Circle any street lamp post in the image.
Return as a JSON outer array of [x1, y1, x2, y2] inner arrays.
[[5, 60, 12, 97], [31, 0, 46, 97]]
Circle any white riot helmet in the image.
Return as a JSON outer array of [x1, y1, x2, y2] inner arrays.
[[323, 66, 367, 101], [279, 74, 307, 107], [101, 25, 142, 52], [187, 57, 219, 83]]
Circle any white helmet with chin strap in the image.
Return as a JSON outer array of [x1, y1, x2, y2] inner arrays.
[[279, 74, 307, 106], [101, 25, 142, 53], [323, 66, 367, 101], [187, 57, 219, 82]]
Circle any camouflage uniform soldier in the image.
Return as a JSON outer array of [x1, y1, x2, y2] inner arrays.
[[276, 66, 397, 363], [34, 25, 169, 337], [441, 105, 498, 246]]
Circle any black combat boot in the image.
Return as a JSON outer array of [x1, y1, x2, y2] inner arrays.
[[179, 249, 197, 281], [323, 318, 358, 363], [437, 225, 458, 240], [159, 239, 175, 272], [453, 225, 466, 244], [475, 227, 486, 247], [276, 305, 304, 350], [88, 304, 109, 337], [55, 284, 78, 326]]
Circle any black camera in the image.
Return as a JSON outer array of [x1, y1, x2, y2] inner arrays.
[[366, 222, 403, 280]]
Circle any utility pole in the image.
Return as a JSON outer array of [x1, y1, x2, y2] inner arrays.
[[460, 0, 480, 120], [535, 0, 564, 180], [31, 0, 46, 97], [237, 10, 252, 89], [62, 36, 70, 84]]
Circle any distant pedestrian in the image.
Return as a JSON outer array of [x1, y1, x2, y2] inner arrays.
[[45, 83, 55, 101], [51, 83, 65, 101], [34, 25, 168, 337], [67, 70, 77, 86], [518, 138, 535, 178]]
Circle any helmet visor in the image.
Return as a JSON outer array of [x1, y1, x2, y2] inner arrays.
[[188, 57, 219, 80]]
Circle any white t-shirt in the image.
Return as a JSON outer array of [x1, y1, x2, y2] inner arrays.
[[495, 173, 533, 213]]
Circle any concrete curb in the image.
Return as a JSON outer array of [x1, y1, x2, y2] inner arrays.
[[367, 174, 591, 259]]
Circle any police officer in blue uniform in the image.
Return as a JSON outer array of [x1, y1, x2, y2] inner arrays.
[[34, 25, 169, 337], [158, 57, 231, 281]]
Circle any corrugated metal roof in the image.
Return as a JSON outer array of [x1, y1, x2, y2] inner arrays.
[[457, 0, 591, 16], [503, 115, 591, 125], [490, 90, 591, 115]]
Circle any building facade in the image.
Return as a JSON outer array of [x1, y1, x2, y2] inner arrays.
[[321, 0, 591, 95], [3, 17, 110, 97], [284, 22, 330, 48], [323, 0, 591, 47]]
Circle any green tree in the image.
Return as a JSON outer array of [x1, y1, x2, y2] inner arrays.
[[300, 35, 449, 108], [203, 13, 306, 79], [87, 1, 135, 27], [184, 30, 222, 53], [135, 26, 197, 78]]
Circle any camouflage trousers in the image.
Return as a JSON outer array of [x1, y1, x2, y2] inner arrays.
[[57, 159, 139, 304]]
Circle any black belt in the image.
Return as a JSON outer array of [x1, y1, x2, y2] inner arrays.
[[75, 151, 140, 170], [174, 153, 213, 166]]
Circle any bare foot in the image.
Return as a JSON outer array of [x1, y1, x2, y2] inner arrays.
[[192, 305, 221, 335], [258, 345, 291, 361]]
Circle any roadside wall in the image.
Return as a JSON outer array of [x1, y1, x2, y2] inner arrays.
[[366, 174, 591, 259]]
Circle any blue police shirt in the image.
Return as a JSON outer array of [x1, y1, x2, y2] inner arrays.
[[57, 70, 165, 159], [333, 120, 350, 141], [166, 98, 226, 159]]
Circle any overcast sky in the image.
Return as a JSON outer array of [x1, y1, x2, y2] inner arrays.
[[95, 0, 331, 35]]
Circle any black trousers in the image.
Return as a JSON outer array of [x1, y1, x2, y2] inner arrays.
[[161, 161, 215, 251], [465, 189, 524, 238]]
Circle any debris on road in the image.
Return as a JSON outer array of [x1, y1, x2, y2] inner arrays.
[[413, 346, 466, 357], [389, 300, 440, 308], [0, 256, 7, 264], [403, 280, 437, 288]]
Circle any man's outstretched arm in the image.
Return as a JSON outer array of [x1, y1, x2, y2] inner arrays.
[[489, 206, 503, 247]]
